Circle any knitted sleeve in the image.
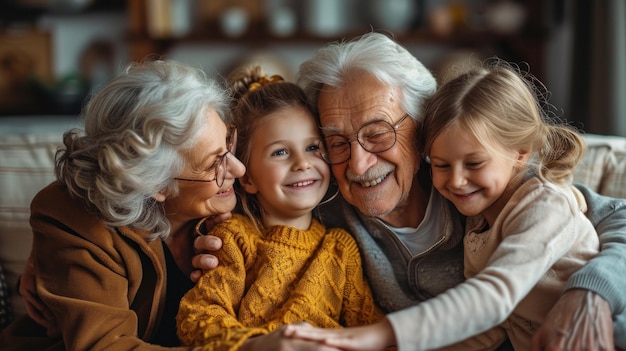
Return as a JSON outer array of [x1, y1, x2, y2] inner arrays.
[[176, 217, 266, 351], [328, 227, 386, 326], [571, 184, 626, 348], [570, 185, 626, 314]]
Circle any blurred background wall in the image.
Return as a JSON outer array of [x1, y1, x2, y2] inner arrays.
[[1, 0, 624, 136]]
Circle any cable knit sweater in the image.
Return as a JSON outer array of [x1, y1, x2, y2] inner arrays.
[[176, 213, 384, 351]]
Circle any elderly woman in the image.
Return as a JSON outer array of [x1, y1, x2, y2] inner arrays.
[[0, 60, 246, 350]]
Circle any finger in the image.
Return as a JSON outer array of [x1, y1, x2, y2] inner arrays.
[[202, 213, 232, 232], [189, 269, 203, 283], [190, 254, 219, 282], [191, 253, 219, 270], [282, 323, 313, 338], [194, 235, 223, 253], [211, 212, 232, 224], [289, 327, 341, 342], [287, 338, 342, 351]]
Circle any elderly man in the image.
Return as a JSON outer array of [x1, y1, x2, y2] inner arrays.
[[296, 32, 625, 350]]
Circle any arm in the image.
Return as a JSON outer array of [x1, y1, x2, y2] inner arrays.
[[567, 185, 626, 315], [289, 183, 589, 350], [241, 326, 343, 351], [531, 184, 626, 351], [17, 214, 228, 333], [334, 228, 386, 327], [18, 251, 54, 331], [176, 221, 267, 348], [190, 212, 231, 282], [30, 203, 187, 350], [284, 320, 395, 351]]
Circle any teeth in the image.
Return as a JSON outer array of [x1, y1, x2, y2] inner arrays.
[[291, 180, 314, 187], [360, 175, 386, 187]]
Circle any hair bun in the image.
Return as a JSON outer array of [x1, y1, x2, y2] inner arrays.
[[247, 75, 284, 93]]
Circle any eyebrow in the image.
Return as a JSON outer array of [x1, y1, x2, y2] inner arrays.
[[430, 151, 487, 160], [320, 125, 345, 135]]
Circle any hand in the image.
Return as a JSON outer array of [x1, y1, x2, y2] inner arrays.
[[239, 326, 342, 351], [19, 253, 54, 334], [283, 320, 396, 351], [189, 212, 230, 282], [530, 289, 614, 351]]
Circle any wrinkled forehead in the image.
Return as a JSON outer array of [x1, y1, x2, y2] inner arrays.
[[318, 76, 403, 133]]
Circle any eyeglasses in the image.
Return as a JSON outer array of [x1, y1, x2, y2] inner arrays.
[[319, 113, 410, 165], [175, 125, 237, 187]]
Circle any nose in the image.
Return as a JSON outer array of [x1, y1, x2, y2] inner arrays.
[[449, 166, 467, 189], [348, 141, 377, 175], [226, 153, 246, 179], [292, 151, 313, 171]]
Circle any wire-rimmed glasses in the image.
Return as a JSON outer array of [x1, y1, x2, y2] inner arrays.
[[319, 113, 410, 165], [175, 124, 237, 187]]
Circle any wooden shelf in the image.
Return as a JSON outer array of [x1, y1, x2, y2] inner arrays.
[[0, 0, 548, 116]]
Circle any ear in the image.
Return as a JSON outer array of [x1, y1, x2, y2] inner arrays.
[[153, 192, 166, 202], [239, 173, 258, 194], [515, 149, 531, 168]]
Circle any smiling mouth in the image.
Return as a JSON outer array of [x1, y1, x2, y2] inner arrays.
[[217, 186, 233, 195], [453, 189, 479, 198], [358, 174, 388, 188], [288, 180, 315, 187]]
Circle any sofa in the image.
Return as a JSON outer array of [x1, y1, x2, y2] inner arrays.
[[1, 126, 626, 326]]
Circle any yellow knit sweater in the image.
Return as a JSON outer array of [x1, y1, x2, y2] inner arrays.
[[177, 213, 384, 351]]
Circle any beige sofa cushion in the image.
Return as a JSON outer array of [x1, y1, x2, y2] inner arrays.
[[0, 132, 624, 322], [0, 134, 61, 318], [574, 134, 626, 198]]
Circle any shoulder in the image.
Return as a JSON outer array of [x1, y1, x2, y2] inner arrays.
[[30, 182, 112, 241], [30, 183, 153, 278], [316, 195, 355, 230], [212, 213, 260, 245], [507, 177, 581, 219], [214, 213, 254, 233], [32, 181, 84, 214], [320, 223, 360, 254]]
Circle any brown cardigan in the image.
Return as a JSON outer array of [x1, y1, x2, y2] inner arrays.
[[0, 182, 192, 350]]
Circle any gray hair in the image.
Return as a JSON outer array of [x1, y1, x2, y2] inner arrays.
[[297, 32, 437, 121], [55, 60, 229, 241]]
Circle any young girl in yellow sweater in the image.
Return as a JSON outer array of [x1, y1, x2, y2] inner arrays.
[[176, 65, 384, 351]]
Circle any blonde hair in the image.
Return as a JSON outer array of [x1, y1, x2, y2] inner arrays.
[[228, 65, 311, 231], [421, 59, 585, 185]]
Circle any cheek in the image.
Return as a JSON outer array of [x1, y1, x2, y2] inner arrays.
[[176, 188, 216, 209], [396, 137, 420, 170], [330, 163, 348, 186], [429, 170, 444, 189], [315, 159, 331, 178], [247, 164, 282, 192], [390, 146, 419, 187]]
